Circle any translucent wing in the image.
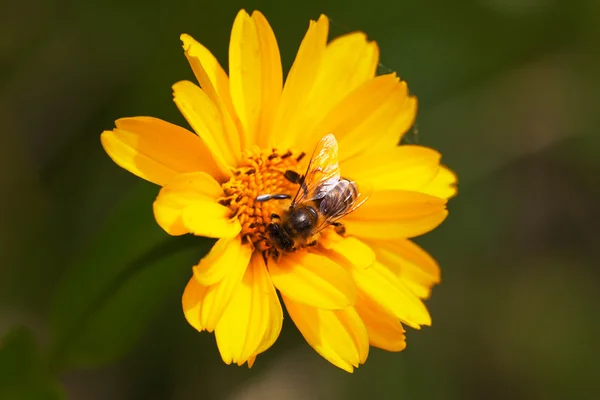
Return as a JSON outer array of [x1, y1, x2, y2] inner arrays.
[[292, 134, 341, 204]]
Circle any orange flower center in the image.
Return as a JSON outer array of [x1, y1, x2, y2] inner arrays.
[[219, 148, 307, 251]]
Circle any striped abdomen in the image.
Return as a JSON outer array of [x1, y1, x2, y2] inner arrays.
[[317, 178, 359, 219]]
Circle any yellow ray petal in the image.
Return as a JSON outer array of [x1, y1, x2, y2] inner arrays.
[[215, 254, 283, 366], [180, 34, 242, 160], [368, 94, 418, 154], [283, 297, 369, 372], [229, 10, 282, 148], [320, 232, 375, 269], [250, 258, 286, 361], [253, 279, 284, 355], [193, 235, 252, 286], [182, 275, 208, 332], [181, 204, 242, 238], [152, 171, 241, 237], [268, 252, 355, 310], [308, 74, 410, 160], [318, 31, 379, 95], [100, 117, 226, 186], [172, 81, 239, 172], [268, 15, 328, 149], [355, 293, 406, 352], [350, 262, 431, 329], [199, 241, 252, 332], [420, 165, 458, 200], [292, 32, 378, 149], [344, 190, 448, 239], [180, 34, 234, 113], [367, 238, 441, 299], [342, 145, 441, 193]]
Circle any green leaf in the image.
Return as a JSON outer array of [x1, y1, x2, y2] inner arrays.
[[0, 328, 64, 400], [50, 183, 212, 369]]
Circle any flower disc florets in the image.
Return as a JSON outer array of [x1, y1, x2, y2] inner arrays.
[[219, 147, 306, 251]]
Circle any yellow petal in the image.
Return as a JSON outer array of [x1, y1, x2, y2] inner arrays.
[[182, 275, 207, 332], [309, 74, 410, 160], [172, 81, 238, 172], [181, 204, 241, 238], [215, 253, 283, 366], [100, 117, 226, 186], [253, 282, 284, 355], [200, 242, 251, 332], [251, 260, 286, 360], [180, 34, 234, 112], [268, 15, 328, 149], [344, 190, 448, 239], [193, 235, 252, 286], [292, 32, 380, 151], [367, 239, 441, 299], [268, 252, 355, 310], [420, 165, 458, 200], [229, 10, 282, 148], [342, 145, 441, 192], [180, 34, 242, 159], [318, 31, 379, 96], [320, 232, 375, 269], [367, 94, 418, 154], [283, 297, 369, 372], [355, 293, 406, 352], [350, 262, 431, 329], [152, 171, 241, 237]]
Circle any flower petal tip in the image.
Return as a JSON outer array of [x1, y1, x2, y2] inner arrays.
[[180, 33, 193, 49]]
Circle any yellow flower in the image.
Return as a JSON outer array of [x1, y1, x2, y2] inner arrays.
[[101, 10, 457, 372]]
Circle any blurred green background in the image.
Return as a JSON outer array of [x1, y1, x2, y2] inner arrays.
[[2, 0, 599, 398]]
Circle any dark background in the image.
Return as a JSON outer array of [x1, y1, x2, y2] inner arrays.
[[1, 0, 599, 399]]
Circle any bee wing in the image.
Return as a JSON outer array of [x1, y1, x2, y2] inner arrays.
[[315, 180, 371, 233], [292, 133, 341, 204]]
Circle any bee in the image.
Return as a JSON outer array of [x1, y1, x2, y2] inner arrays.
[[256, 134, 368, 254]]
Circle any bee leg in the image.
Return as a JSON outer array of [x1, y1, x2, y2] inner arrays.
[[299, 176, 308, 196], [334, 223, 346, 236], [261, 251, 270, 265], [266, 248, 279, 261]]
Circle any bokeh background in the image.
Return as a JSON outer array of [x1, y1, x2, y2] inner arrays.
[[2, 0, 599, 399]]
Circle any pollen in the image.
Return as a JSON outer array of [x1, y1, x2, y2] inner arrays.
[[219, 147, 306, 250]]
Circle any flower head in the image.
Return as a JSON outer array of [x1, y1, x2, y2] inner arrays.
[[101, 10, 457, 372]]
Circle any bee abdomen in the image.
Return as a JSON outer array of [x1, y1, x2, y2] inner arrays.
[[319, 179, 358, 217]]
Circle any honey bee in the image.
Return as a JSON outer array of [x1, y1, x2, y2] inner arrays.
[[256, 134, 368, 254]]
